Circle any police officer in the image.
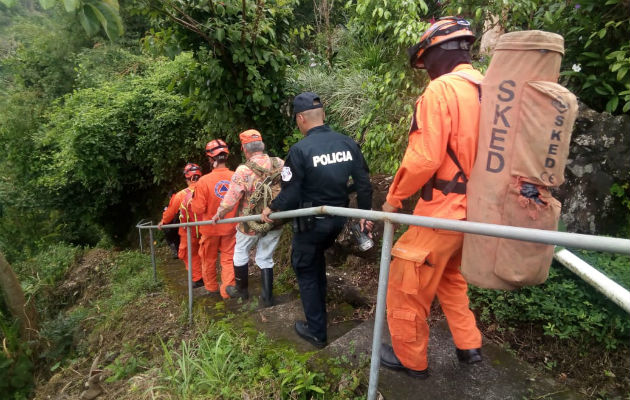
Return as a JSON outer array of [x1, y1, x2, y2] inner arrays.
[[261, 92, 373, 348]]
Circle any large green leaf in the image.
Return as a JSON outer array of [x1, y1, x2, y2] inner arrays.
[[78, 0, 123, 40], [0, 0, 17, 7], [89, 0, 124, 40], [63, 0, 79, 12], [78, 6, 102, 37], [38, 0, 57, 10]]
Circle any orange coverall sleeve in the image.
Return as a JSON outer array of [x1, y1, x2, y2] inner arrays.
[[190, 179, 208, 216], [161, 190, 184, 224], [386, 85, 452, 209]]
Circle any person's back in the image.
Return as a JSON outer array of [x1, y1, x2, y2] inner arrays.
[[192, 139, 238, 298], [229, 153, 283, 218], [399, 64, 483, 220], [192, 167, 237, 236], [162, 188, 187, 236], [159, 163, 204, 288], [380, 17, 483, 379], [290, 126, 371, 208], [179, 186, 199, 235], [264, 92, 373, 349]]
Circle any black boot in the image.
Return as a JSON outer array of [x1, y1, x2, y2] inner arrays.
[[260, 268, 274, 308], [169, 243, 178, 259], [226, 264, 249, 299]]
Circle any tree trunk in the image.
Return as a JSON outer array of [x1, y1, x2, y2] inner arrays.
[[0, 252, 38, 341]]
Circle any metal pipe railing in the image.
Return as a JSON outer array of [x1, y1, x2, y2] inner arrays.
[[554, 249, 630, 314], [136, 206, 630, 400], [367, 221, 394, 400], [136, 219, 151, 253], [141, 206, 629, 255], [149, 227, 157, 281], [186, 227, 193, 325]]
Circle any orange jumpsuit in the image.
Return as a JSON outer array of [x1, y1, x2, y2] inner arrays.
[[191, 167, 238, 298], [385, 64, 483, 371], [161, 186, 203, 282]]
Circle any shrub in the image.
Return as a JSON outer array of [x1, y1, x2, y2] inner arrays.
[[12, 243, 83, 314], [447, 0, 630, 114], [37, 52, 204, 241], [289, 27, 423, 174], [135, 0, 299, 152], [469, 258, 630, 350], [0, 313, 34, 400], [14, 244, 82, 288], [38, 308, 88, 366]]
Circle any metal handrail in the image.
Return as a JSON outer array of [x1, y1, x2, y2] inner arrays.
[[136, 219, 152, 253], [136, 206, 630, 400], [140, 206, 629, 254]]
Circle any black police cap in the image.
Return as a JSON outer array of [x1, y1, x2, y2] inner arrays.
[[293, 92, 323, 116]]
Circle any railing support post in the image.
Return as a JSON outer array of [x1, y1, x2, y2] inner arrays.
[[139, 228, 143, 253], [367, 220, 395, 400], [186, 227, 193, 325], [149, 227, 157, 282]]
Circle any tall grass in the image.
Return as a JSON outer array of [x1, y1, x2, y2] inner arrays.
[[288, 67, 374, 135], [154, 318, 364, 399], [287, 27, 424, 174]]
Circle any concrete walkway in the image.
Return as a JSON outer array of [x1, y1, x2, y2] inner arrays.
[[256, 298, 583, 400], [159, 256, 583, 400]]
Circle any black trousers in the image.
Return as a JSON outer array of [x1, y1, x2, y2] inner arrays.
[[291, 216, 345, 341]]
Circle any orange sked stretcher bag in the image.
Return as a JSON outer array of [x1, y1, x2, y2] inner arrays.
[[461, 31, 578, 290]]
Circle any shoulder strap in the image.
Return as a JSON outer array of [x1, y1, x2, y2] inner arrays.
[[446, 146, 467, 183], [445, 70, 482, 103], [245, 159, 270, 178], [434, 145, 468, 196], [445, 70, 483, 86], [271, 157, 283, 172]]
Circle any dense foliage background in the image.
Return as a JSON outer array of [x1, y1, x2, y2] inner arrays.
[[1, 0, 628, 258], [0, 0, 628, 398]]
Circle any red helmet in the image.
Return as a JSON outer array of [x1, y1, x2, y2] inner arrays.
[[205, 139, 229, 158], [407, 17, 475, 69], [183, 163, 202, 181]]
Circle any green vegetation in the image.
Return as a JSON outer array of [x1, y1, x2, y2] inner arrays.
[[470, 254, 630, 350], [2, 0, 628, 258], [2, 244, 366, 399], [0, 245, 159, 399], [1, 0, 628, 398], [448, 0, 630, 113], [468, 253, 630, 396], [132, 0, 299, 151], [40, 51, 203, 240], [0, 316, 34, 399], [0, 0, 123, 40], [158, 320, 334, 399]]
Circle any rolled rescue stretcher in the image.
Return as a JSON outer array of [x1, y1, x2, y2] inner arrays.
[[461, 31, 578, 290]]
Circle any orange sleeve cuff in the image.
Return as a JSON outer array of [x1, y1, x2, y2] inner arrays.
[[385, 193, 403, 210]]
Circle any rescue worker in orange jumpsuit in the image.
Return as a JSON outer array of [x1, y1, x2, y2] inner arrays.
[[162, 189, 181, 259], [190, 140, 238, 298], [159, 163, 204, 288], [380, 17, 483, 378]]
